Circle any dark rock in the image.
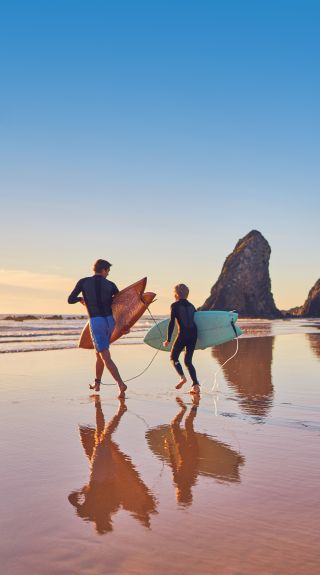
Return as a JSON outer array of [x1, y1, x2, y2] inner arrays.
[[299, 279, 320, 317], [4, 315, 38, 321], [200, 230, 282, 318], [283, 306, 302, 317]]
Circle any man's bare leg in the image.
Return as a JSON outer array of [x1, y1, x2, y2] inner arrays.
[[95, 352, 104, 382], [100, 349, 127, 397], [89, 352, 104, 392]]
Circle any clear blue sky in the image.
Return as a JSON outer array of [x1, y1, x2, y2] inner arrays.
[[0, 0, 319, 313]]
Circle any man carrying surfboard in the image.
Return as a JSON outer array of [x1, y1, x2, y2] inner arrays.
[[163, 284, 200, 394], [68, 259, 127, 397]]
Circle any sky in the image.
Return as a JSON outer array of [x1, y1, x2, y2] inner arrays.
[[0, 0, 319, 314]]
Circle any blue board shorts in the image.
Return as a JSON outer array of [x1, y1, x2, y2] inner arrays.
[[89, 315, 116, 352]]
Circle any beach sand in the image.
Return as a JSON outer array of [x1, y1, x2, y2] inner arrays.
[[1, 329, 320, 574]]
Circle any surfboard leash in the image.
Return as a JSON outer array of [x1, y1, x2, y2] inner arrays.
[[122, 305, 166, 382], [145, 305, 166, 338], [211, 335, 239, 392], [121, 305, 166, 382], [99, 305, 162, 386], [123, 348, 160, 383]]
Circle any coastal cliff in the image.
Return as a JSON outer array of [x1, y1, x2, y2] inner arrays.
[[200, 230, 282, 318], [285, 279, 320, 317], [299, 279, 320, 317]]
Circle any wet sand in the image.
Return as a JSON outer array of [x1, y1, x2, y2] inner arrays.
[[1, 327, 320, 574]]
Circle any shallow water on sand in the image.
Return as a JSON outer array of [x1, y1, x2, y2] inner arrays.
[[0, 325, 319, 574]]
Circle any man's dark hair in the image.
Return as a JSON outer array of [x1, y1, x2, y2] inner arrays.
[[93, 259, 112, 273]]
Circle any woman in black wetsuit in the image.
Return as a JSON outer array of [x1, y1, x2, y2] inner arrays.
[[163, 284, 200, 394]]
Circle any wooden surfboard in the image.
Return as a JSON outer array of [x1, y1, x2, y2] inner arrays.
[[78, 277, 156, 349]]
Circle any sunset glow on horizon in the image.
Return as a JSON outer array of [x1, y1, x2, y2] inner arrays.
[[0, 1, 319, 315]]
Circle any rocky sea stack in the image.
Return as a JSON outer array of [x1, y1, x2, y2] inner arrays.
[[200, 230, 282, 318], [299, 279, 320, 317]]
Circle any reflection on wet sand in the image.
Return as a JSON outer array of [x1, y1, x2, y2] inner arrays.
[[212, 336, 274, 417], [68, 397, 157, 534], [306, 333, 320, 360], [146, 397, 244, 507]]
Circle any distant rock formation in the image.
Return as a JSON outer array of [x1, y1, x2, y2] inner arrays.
[[200, 230, 282, 318], [283, 306, 302, 317], [285, 279, 320, 318], [4, 314, 38, 321], [300, 279, 320, 317]]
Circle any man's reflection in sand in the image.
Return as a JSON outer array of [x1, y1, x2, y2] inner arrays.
[[212, 336, 274, 417], [68, 397, 157, 534], [146, 397, 244, 507]]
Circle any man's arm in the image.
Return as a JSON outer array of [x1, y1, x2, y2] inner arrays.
[[112, 283, 119, 298], [68, 279, 84, 304], [167, 304, 177, 342]]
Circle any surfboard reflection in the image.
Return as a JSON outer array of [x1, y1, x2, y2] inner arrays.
[[146, 397, 244, 507], [212, 336, 274, 417], [68, 397, 157, 534]]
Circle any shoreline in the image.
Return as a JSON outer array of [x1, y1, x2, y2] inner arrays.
[[0, 331, 320, 575], [1, 317, 320, 354]]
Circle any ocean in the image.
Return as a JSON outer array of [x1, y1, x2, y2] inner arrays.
[[0, 314, 166, 353], [0, 314, 319, 353]]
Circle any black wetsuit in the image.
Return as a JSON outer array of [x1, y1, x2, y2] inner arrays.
[[68, 276, 119, 317], [167, 299, 199, 386]]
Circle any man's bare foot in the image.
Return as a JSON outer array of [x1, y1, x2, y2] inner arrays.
[[89, 386, 100, 393], [118, 383, 127, 398], [175, 376, 187, 390], [189, 384, 200, 394], [89, 379, 101, 392]]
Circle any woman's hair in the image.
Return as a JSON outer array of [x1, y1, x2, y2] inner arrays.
[[93, 259, 112, 273], [174, 284, 189, 299]]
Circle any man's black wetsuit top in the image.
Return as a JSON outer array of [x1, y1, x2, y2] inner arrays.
[[167, 299, 197, 342], [167, 299, 199, 386], [68, 276, 119, 318]]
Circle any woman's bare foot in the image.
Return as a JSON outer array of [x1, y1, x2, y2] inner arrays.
[[89, 379, 101, 392], [189, 384, 200, 394], [171, 397, 187, 425], [118, 383, 127, 398], [191, 394, 200, 407], [175, 376, 187, 390], [175, 397, 187, 409]]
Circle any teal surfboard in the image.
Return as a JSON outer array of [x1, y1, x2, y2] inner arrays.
[[144, 311, 243, 352]]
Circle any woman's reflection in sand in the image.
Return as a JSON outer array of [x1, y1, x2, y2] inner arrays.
[[146, 397, 244, 507], [212, 336, 275, 417], [68, 397, 157, 534]]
